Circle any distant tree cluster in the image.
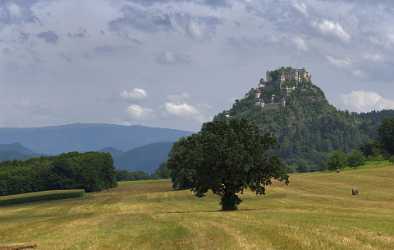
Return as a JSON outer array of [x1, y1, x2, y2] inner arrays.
[[326, 150, 365, 171], [115, 170, 152, 181], [167, 119, 289, 211], [116, 163, 171, 182], [0, 152, 117, 196], [325, 117, 394, 171]]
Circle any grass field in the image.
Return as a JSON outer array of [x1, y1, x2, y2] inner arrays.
[[1, 162, 394, 250]]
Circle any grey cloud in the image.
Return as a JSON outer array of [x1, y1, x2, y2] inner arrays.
[[59, 53, 72, 63], [108, 4, 221, 40], [92, 45, 134, 57], [94, 45, 119, 55], [109, 5, 172, 33], [0, 0, 40, 26], [37, 31, 59, 44], [171, 14, 221, 40], [67, 28, 88, 39], [2, 47, 12, 55], [18, 32, 30, 42], [156, 51, 191, 65], [125, 0, 230, 8], [199, 0, 230, 8]]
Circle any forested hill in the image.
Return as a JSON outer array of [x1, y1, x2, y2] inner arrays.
[[215, 67, 394, 171]]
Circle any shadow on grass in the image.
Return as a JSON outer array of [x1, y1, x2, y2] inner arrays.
[[160, 208, 269, 214]]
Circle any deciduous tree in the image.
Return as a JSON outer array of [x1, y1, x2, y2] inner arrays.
[[167, 119, 289, 211]]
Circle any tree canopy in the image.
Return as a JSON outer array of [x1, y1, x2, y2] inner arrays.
[[167, 119, 289, 211], [379, 118, 394, 155], [327, 150, 347, 171]]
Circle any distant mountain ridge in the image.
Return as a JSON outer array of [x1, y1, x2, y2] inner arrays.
[[101, 142, 174, 173], [0, 123, 192, 155], [0, 143, 38, 162]]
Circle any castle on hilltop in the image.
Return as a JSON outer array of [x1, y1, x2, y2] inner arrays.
[[266, 68, 311, 84], [255, 68, 311, 108]]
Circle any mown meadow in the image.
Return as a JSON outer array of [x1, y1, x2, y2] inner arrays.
[[1, 162, 394, 250]]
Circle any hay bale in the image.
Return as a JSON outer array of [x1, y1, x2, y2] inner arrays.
[[352, 188, 359, 196]]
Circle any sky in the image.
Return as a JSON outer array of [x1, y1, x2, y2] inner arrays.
[[1, 0, 394, 131]]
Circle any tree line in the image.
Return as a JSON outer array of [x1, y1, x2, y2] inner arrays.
[[0, 152, 117, 196], [323, 118, 394, 171]]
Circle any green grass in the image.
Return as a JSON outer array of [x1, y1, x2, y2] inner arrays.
[[1, 163, 394, 249], [0, 189, 85, 206]]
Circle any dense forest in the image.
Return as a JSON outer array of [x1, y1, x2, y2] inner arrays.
[[0, 152, 117, 196], [215, 68, 394, 171]]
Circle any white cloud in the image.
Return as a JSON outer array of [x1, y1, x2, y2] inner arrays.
[[165, 102, 199, 117], [352, 69, 365, 78], [121, 88, 147, 100], [163, 94, 211, 122], [341, 90, 394, 112], [363, 53, 384, 62], [293, 36, 308, 51], [188, 21, 203, 39], [167, 92, 191, 102], [127, 104, 153, 120], [313, 20, 351, 42], [156, 51, 191, 65], [326, 55, 352, 68], [7, 3, 23, 18], [293, 1, 308, 16]]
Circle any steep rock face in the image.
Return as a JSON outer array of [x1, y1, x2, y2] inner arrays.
[[216, 67, 394, 170]]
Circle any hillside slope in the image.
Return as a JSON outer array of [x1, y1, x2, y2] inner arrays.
[[215, 67, 394, 170], [0, 124, 191, 155], [1, 163, 393, 249], [0, 143, 37, 162], [107, 142, 174, 173]]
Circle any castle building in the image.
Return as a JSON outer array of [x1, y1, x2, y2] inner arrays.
[[255, 67, 311, 109], [266, 68, 311, 84]]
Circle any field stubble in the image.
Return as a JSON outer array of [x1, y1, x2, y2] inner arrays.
[[1, 163, 394, 249]]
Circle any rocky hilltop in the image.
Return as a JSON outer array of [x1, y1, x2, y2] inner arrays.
[[216, 67, 394, 171]]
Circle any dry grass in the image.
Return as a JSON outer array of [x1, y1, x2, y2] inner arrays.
[[1, 162, 394, 250]]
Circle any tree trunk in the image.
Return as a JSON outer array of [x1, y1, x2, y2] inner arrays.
[[221, 192, 241, 211]]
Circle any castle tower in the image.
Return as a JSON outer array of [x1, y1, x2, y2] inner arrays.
[[280, 73, 286, 83], [255, 89, 262, 99]]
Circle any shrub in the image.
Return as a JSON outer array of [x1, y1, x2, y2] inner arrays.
[[327, 151, 347, 171], [347, 150, 366, 168]]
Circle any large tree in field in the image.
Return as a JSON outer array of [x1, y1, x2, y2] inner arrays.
[[379, 118, 394, 155], [167, 119, 289, 211]]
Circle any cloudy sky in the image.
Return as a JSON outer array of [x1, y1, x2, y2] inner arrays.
[[1, 0, 394, 131]]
